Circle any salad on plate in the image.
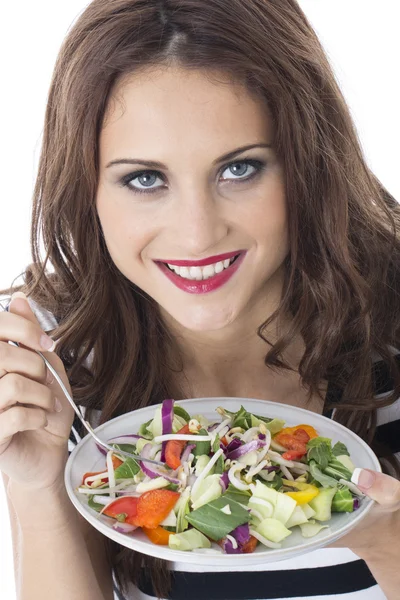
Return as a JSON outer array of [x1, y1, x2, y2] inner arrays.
[[77, 400, 364, 554]]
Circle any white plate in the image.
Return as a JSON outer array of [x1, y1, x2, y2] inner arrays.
[[65, 397, 380, 566]]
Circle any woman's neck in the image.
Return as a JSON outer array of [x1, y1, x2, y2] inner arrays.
[[163, 304, 309, 404]]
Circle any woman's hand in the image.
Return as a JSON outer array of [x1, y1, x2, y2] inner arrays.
[[0, 292, 74, 490], [330, 468, 400, 561]]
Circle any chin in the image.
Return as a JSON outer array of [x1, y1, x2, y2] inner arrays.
[[168, 303, 238, 333]]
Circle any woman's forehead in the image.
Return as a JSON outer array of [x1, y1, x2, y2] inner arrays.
[[100, 65, 273, 161]]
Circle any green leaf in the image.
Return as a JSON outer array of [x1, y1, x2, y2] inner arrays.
[[214, 454, 224, 475], [251, 415, 286, 435], [88, 495, 104, 512], [114, 457, 141, 479], [186, 496, 250, 541], [111, 443, 137, 454], [138, 418, 154, 440], [212, 433, 221, 453], [192, 428, 211, 456], [223, 484, 251, 505], [307, 436, 332, 449], [255, 473, 283, 491], [324, 457, 352, 481], [231, 405, 252, 429], [332, 441, 350, 457], [307, 442, 332, 470], [309, 460, 338, 488], [332, 487, 354, 512], [165, 483, 180, 492], [174, 405, 191, 423]]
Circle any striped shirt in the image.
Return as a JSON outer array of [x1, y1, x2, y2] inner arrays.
[[22, 297, 400, 599]]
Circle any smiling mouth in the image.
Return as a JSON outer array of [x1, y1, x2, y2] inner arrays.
[[161, 253, 241, 281]]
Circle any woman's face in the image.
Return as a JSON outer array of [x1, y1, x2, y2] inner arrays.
[[96, 65, 289, 332]]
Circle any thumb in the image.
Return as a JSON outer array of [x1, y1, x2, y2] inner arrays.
[[8, 291, 57, 352], [351, 468, 400, 510]]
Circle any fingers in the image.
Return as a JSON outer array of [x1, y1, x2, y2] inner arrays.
[[0, 341, 48, 384], [351, 468, 400, 511], [0, 405, 48, 441], [0, 373, 57, 414], [0, 309, 55, 353]]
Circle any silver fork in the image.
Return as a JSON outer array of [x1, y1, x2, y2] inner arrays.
[[1, 300, 164, 466]]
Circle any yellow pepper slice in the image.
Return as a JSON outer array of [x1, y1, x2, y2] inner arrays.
[[277, 424, 319, 439], [284, 482, 320, 505]]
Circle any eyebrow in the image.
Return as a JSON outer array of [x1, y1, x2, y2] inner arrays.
[[105, 143, 272, 170]]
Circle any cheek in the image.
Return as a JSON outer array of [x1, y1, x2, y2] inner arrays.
[[241, 177, 289, 252], [96, 190, 155, 261]]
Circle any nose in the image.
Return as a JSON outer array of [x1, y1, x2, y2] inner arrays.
[[170, 187, 228, 257]]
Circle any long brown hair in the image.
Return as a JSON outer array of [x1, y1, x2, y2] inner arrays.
[[2, 0, 400, 597]]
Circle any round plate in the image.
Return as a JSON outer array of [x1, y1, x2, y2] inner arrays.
[[65, 397, 380, 566]]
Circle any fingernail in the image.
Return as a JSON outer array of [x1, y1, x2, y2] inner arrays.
[[11, 291, 27, 301], [54, 397, 63, 412], [46, 370, 54, 385], [40, 334, 56, 352], [351, 468, 375, 489]]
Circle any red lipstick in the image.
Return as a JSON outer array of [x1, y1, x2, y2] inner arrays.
[[158, 250, 242, 268], [156, 251, 246, 295]]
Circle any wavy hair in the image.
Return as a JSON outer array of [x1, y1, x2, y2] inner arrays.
[[2, 0, 400, 597]]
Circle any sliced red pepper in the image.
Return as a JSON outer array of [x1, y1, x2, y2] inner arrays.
[[81, 471, 108, 486], [143, 525, 172, 545], [274, 433, 307, 454], [165, 424, 191, 469], [134, 489, 180, 529], [282, 450, 306, 460], [102, 496, 139, 522], [292, 429, 310, 443], [241, 535, 258, 553]]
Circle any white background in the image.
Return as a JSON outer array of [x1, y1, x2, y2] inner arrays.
[[0, 1, 399, 598]]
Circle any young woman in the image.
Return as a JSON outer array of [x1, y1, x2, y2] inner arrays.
[[1, 1, 399, 599]]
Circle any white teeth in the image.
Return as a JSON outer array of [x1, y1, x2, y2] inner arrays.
[[202, 264, 215, 279], [214, 261, 224, 274], [190, 266, 203, 280], [166, 255, 239, 281]]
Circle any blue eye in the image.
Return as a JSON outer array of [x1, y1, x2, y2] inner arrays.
[[220, 159, 263, 181], [121, 171, 165, 193], [119, 158, 265, 195]]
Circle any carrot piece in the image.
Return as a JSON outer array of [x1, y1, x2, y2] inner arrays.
[[112, 455, 124, 469], [135, 489, 180, 529], [165, 424, 191, 470], [220, 436, 228, 446], [241, 535, 258, 554], [143, 526, 172, 545]]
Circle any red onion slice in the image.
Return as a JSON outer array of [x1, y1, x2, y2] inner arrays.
[[112, 521, 138, 534], [161, 399, 175, 462], [220, 471, 229, 492], [181, 443, 196, 464], [227, 439, 264, 460], [96, 434, 143, 456]]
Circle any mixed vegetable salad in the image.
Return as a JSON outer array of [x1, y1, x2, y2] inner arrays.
[[77, 400, 364, 554]]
